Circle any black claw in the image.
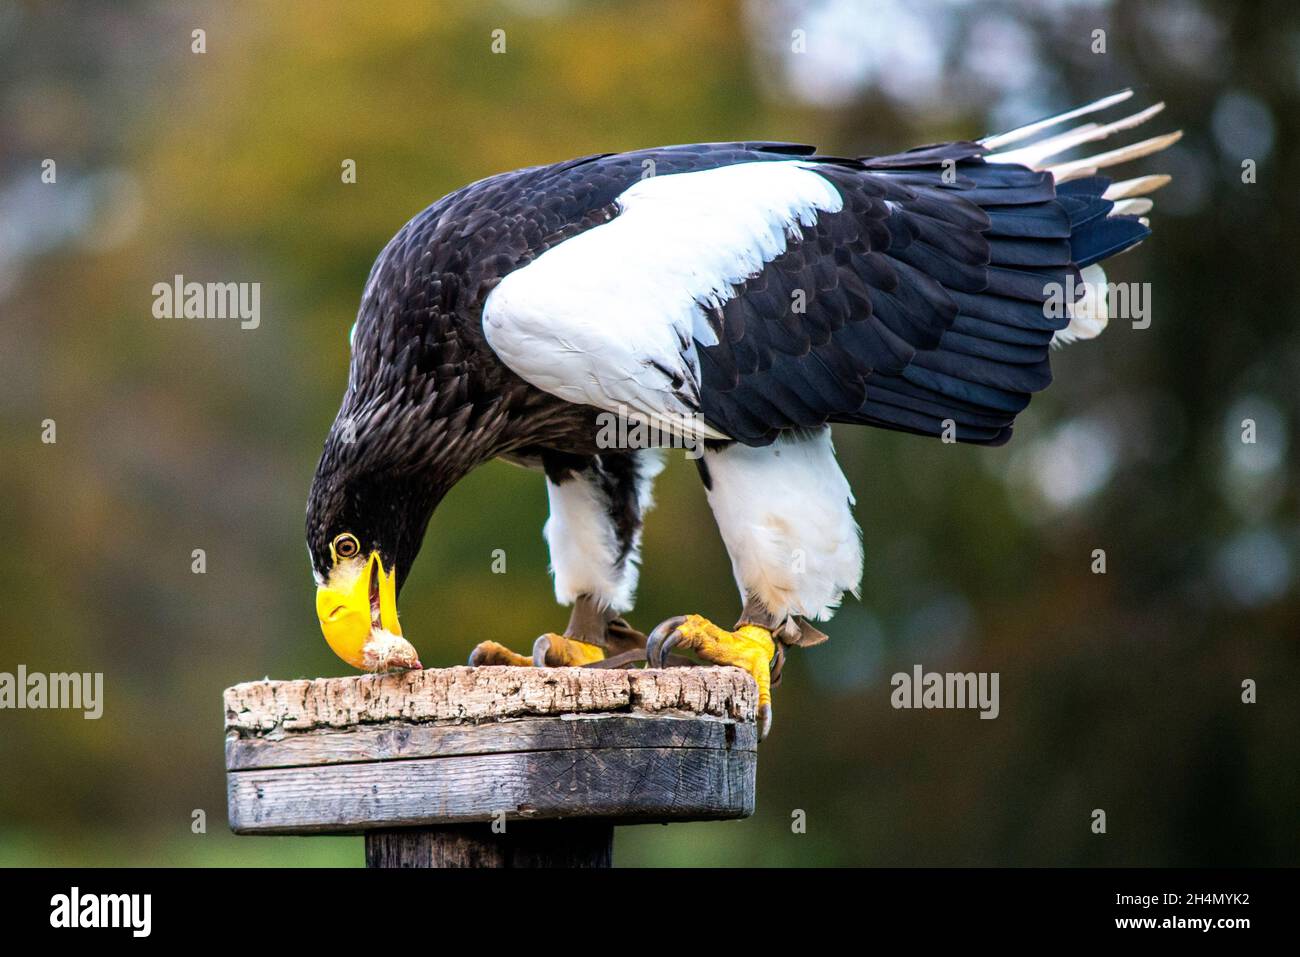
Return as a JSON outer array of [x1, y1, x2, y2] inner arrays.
[[645, 615, 688, 669], [770, 644, 786, 687]]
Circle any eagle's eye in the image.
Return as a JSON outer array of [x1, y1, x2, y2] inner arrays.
[[332, 532, 361, 561]]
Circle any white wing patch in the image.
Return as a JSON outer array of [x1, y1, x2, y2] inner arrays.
[[482, 161, 844, 442]]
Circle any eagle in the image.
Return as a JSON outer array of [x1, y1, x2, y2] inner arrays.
[[307, 90, 1178, 738]]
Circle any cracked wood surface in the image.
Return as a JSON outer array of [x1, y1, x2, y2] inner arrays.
[[224, 665, 757, 734]]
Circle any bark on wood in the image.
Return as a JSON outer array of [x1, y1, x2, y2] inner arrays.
[[224, 665, 756, 734]]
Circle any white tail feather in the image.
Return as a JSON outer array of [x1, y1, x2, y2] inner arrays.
[[982, 94, 1180, 228], [979, 89, 1135, 150], [1049, 130, 1184, 182], [1103, 174, 1171, 200], [985, 102, 1166, 169], [1110, 198, 1154, 217], [983, 94, 1178, 350]]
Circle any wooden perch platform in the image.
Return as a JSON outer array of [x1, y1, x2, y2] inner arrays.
[[224, 665, 758, 867]]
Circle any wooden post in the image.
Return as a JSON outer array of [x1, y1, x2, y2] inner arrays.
[[364, 823, 613, 868], [224, 666, 758, 867]]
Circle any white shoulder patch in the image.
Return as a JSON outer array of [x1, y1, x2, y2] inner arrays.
[[482, 160, 843, 442]]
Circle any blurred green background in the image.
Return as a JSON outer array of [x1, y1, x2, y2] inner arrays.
[[1, 0, 1296, 866]]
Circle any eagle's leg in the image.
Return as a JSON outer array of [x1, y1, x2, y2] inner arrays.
[[647, 429, 864, 739], [468, 594, 635, 666], [468, 449, 662, 668], [531, 593, 647, 666]]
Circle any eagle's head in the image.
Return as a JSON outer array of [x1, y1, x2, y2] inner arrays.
[[305, 407, 440, 672]]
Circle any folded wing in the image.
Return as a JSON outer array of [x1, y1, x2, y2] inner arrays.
[[481, 93, 1179, 447]]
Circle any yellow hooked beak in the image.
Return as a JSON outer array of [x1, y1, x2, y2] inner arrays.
[[315, 551, 403, 670]]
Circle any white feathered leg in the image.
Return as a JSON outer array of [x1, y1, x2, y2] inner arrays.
[[646, 427, 863, 739], [469, 448, 663, 668], [702, 427, 863, 628], [543, 449, 663, 615]]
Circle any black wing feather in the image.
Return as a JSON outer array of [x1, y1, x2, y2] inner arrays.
[[360, 138, 1149, 454], [687, 143, 1150, 445]]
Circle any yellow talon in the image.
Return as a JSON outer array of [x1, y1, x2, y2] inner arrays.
[[467, 640, 533, 667], [533, 633, 606, 666], [468, 635, 608, 667], [647, 614, 776, 738]]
